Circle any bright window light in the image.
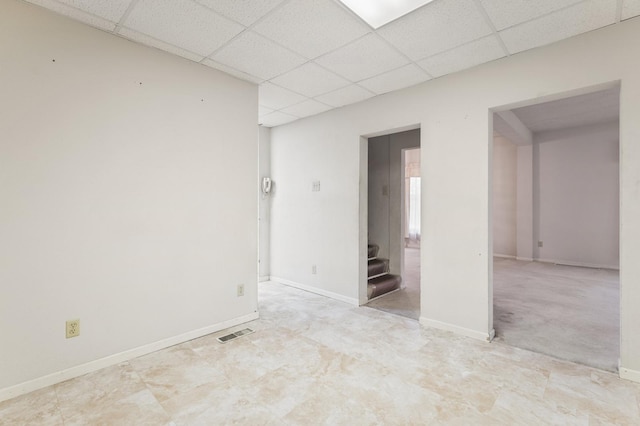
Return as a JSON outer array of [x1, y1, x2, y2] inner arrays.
[[339, 0, 435, 29]]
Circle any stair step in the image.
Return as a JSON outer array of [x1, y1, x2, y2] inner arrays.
[[367, 274, 402, 299], [367, 244, 379, 259], [367, 259, 388, 278]]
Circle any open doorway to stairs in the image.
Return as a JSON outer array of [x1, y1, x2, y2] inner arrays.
[[364, 129, 421, 320], [490, 83, 620, 372]]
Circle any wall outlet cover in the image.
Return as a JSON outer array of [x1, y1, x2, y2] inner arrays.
[[66, 319, 80, 338]]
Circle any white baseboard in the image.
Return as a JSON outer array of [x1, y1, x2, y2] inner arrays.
[[270, 276, 359, 306], [419, 317, 495, 342], [493, 254, 516, 259], [536, 257, 619, 270], [0, 312, 259, 403], [620, 367, 640, 383], [516, 257, 534, 261], [258, 275, 270, 282]]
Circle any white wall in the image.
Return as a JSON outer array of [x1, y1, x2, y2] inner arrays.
[[536, 122, 619, 268], [270, 17, 640, 378], [492, 135, 517, 257], [0, 0, 258, 399], [259, 126, 271, 280], [516, 145, 534, 260]]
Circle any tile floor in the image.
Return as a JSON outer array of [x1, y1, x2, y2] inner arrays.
[[1, 281, 639, 425]]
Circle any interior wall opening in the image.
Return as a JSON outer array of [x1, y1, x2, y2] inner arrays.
[[490, 85, 621, 372], [364, 129, 421, 320]]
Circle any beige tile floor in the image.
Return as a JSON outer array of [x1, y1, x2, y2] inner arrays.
[[2, 281, 639, 425]]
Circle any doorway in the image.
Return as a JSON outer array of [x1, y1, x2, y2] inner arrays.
[[363, 129, 421, 320], [490, 84, 620, 371]]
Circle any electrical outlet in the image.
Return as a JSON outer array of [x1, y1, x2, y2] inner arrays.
[[237, 284, 244, 297], [538, 241, 543, 248], [66, 319, 80, 338], [312, 265, 317, 274]]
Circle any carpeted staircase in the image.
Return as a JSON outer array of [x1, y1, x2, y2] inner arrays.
[[367, 243, 402, 299]]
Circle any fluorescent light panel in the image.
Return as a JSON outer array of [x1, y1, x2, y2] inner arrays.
[[339, 0, 435, 29]]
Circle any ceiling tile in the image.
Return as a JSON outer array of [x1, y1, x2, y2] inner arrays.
[[270, 62, 351, 97], [195, 0, 285, 26], [622, 0, 640, 19], [25, 0, 117, 31], [118, 28, 204, 62], [315, 34, 409, 82], [478, 0, 583, 31], [511, 87, 619, 132], [378, 0, 493, 60], [53, 0, 132, 22], [418, 36, 505, 77], [259, 111, 298, 127], [211, 31, 306, 80], [252, 0, 370, 58], [280, 99, 332, 118], [499, 0, 617, 54], [202, 59, 264, 84], [315, 84, 375, 107], [359, 64, 431, 95], [259, 82, 307, 110], [123, 0, 244, 56], [259, 105, 275, 116]]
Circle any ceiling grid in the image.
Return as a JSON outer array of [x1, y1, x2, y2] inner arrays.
[[20, 0, 640, 127]]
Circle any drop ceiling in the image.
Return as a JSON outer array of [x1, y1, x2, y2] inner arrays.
[[22, 0, 640, 127]]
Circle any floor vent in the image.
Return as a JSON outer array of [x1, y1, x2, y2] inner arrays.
[[217, 328, 254, 343]]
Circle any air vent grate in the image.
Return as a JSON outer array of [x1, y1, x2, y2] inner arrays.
[[216, 328, 254, 343]]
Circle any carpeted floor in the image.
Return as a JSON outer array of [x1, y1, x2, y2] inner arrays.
[[366, 247, 420, 320], [493, 257, 620, 372]]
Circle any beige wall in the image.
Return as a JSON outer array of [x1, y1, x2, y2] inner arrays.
[[0, 0, 258, 399], [270, 17, 640, 380], [492, 135, 517, 257], [536, 122, 619, 268]]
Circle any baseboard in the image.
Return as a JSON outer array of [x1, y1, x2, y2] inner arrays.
[[516, 257, 534, 261], [258, 275, 270, 282], [493, 254, 516, 259], [536, 257, 619, 270], [419, 317, 495, 342], [620, 367, 640, 383], [0, 312, 259, 403], [270, 276, 359, 306]]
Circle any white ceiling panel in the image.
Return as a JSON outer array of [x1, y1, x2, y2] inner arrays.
[[478, 0, 583, 31], [500, 0, 617, 54], [25, 0, 117, 31], [315, 34, 409, 82], [418, 36, 505, 78], [359, 64, 431, 94], [211, 31, 306, 81], [271, 62, 351, 97], [315, 84, 375, 107], [259, 105, 275, 116], [622, 0, 640, 19], [118, 27, 205, 62], [195, 0, 285, 26], [281, 99, 333, 118], [252, 0, 370, 59], [202, 59, 264, 84], [511, 87, 619, 132], [259, 111, 299, 127], [53, 0, 132, 22], [123, 0, 244, 57], [378, 0, 493, 60], [259, 82, 307, 110]]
